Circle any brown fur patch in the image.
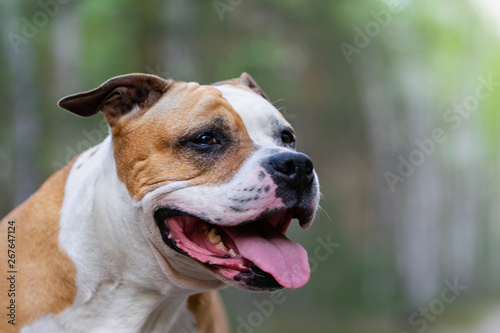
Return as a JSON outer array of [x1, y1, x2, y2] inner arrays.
[[111, 82, 256, 200], [188, 291, 230, 333], [0, 160, 77, 332]]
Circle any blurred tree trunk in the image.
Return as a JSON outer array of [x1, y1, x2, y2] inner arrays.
[[355, 12, 487, 307], [354, 27, 443, 308], [1, 2, 40, 206], [52, 3, 82, 98], [161, 0, 198, 81]]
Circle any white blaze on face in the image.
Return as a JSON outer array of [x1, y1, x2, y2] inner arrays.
[[214, 85, 290, 148]]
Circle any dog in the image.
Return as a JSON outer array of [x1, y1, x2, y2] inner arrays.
[[0, 72, 320, 332]]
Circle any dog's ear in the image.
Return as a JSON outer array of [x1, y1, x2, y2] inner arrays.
[[58, 73, 172, 125], [212, 72, 270, 102]]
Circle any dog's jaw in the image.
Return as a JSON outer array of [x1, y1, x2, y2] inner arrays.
[[153, 207, 307, 291]]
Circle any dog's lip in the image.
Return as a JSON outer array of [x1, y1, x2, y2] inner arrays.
[[153, 207, 310, 290]]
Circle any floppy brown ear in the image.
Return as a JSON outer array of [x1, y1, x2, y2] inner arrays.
[[212, 72, 270, 102], [58, 73, 172, 125]]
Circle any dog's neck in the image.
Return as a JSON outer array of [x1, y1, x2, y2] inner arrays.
[[51, 282, 196, 333], [31, 137, 205, 332], [25, 286, 198, 333]]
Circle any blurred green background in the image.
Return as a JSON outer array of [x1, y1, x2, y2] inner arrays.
[[2, 0, 500, 332]]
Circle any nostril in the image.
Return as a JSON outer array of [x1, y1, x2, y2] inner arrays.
[[304, 159, 313, 176], [271, 157, 296, 176], [282, 159, 296, 175]]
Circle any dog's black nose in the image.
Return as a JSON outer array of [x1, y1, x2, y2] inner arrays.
[[266, 152, 314, 189]]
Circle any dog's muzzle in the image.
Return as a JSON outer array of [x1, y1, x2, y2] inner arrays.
[[152, 151, 319, 291], [263, 152, 315, 207]]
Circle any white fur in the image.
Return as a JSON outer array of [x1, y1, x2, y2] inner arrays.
[[214, 85, 288, 148], [22, 138, 200, 333]]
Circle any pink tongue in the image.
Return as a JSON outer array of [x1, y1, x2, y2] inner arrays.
[[223, 222, 310, 289]]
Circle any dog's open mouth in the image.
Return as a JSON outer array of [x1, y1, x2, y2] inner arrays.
[[154, 208, 310, 291]]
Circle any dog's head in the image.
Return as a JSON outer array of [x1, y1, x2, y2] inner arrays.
[[59, 73, 320, 292]]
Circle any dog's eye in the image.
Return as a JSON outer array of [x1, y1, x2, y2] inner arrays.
[[281, 130, 295, 146], [192, 133, 219, 145]]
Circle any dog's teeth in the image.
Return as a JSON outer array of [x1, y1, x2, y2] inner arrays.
[[216, 242, 228, 251], [208, 228, 221, 244], [207, 228, 217, 239], [228, 249, 236, 257]]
